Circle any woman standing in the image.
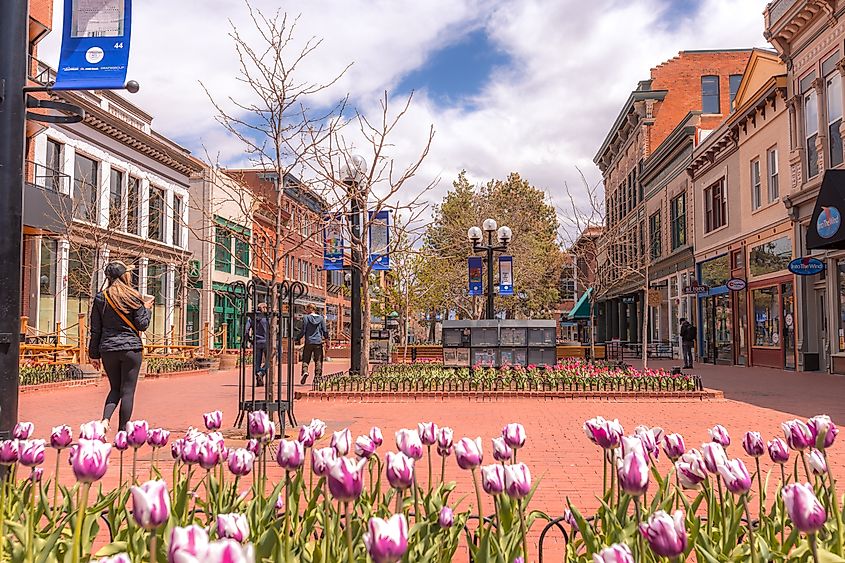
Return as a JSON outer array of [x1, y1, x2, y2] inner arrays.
[[88, 261, 152, 431]]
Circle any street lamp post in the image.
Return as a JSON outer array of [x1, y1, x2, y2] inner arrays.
[[342, 155, 367, 375], [468, 219, 512, 320]]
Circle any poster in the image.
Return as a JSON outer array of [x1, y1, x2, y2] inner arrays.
[[368, 211, 390, 270], [468, 257, 483, 296], [323, 213, 344, 271], [498, 255, 513, 296], [55, 0, 132, 91]]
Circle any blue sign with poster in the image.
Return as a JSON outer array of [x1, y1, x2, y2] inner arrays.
[[788, 257, 826, 276], [323, 213, 344, 271], [368, 210, 390, 271], [498, 255, 514, 296], [55, 0, 132, 91], [817, 206, 842, 239], [468, 257, 483, 296]]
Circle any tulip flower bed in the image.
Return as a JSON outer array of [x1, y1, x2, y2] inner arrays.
[[313, 360, 703, 394], [0, 414, 544, 562], [20, 364, 81, 386], [144, 358, 202, 375], [555, 414, 845, 562]]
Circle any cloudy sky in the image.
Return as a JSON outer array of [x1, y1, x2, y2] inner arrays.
[[39, 0, 771, 217]]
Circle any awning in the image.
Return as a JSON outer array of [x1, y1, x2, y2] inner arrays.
[[807, 169, 845, 250], [567, 288, 593, 320]]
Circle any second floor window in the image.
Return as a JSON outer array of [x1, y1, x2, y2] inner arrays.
[[73, 154, 98, 223], [215, 226, 232, 273], [768, 146, 779, 202], [702, 75, 720, 114], [751, 158, 761, 210], [127, 177, 140, 235], [729, 74, 743, 111], [109, 168, 124, 229], [704, 179, 727, 233], [172, 196, 184, 247], [45, 139, 64, 192], [148, 187, 165, 242], [670, 192, 686, 249], [828, 72, 843, 167], [649, 211, 661, 260], [234, 237, 249, 276], [805, 88, 820, 178]]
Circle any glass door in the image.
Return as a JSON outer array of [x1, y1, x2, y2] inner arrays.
[[783, 283, 795, 370], [715, 294, 733, 364], [735, 289, 748, 366]]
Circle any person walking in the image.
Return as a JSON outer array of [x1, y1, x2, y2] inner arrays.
[[296, 304, 328, 384], [89, 261, 152, 432], [679, 318, 696, 369], [245, 302, 269, 387]]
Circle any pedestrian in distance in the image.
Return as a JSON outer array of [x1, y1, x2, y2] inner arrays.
[[89, 261, 152, 432], [679, 317, 696, 369], [245, 302, 269, 387], [296, 303, 329, 385]]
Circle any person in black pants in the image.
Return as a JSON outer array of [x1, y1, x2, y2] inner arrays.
[[679, 318, 696, 369], [245, 302, 269, 387], [89, 261, 152, 432]]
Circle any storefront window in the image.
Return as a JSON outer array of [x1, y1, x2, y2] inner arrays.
[[838, 260, 845, 350], [749, 237, 791, 277], [700, 255, 730, 288], [38, 239, 58, 336], [67, 247, 95, 344], [753, 287, 780, 347], [147, 262, 167, 341]]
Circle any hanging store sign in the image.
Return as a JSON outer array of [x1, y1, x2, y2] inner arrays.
[[323, 213, 344, 271], [621, 295, 636, 304], [726, 278, 747, 291], [788, 257, 826, 276], [808, 170, 845, 250], [498, 255, 514, 296], [468, 257, 483, 296], [368, 210, 390, 271], [55, 0, 133, 91], [682, 282, 710, 295]]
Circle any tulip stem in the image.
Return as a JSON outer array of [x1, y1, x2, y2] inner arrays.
[[755, 458, 763, 520], [131, 448, 138, 485], [0, 472, 5, 563], [413, 473, 422, 524], [810, 533, 821, 563], [518, 498, 529, 562], [344, 501, 353, 563], [823, 451, 844, 556], [284, 471, 291, 552], [427, 445, 433, 490], [602, 454, 608, 498], [149, 447, 156, 480], [441, 455, 446, 484], [26, 474, 35, 563], [52, 451, 62, 520], [800, 451, 812, 483], [70, 482, 91, 563], [470, 468, 485, 541], [149, 533, 158, 563], [395, 488, 403, 515], [119, 451, 124, 489], [742, 494, 758, 563]]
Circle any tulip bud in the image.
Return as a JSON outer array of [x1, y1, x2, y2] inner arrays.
[[742, 431, 765, 457], [275, 494, 285, 514], [593, 543, 635, 563], [782, 419, 813, 451], [327, 457, 367, 501], [0, 440, 18, 465], [126, 420, 149, 449], [181, 436, 204, 465], [147, 428, 170, 449], [94, 554, 131, 563], [504, 462, 532, 499], [331, 428, 352, 456], [617, 451, 649, 497], [701, 442, 727, 474], [808, 448, 828, 475], [228, 448, 255, 477], [311, 446, 337, 477], [455, 437, 483, 470], [19, 439, 45, 467], [675, 450, 707, 489], [245, 439, 260, 456], [562, 509, 577, 527], [168, 525, 209, 562], [369, 426, 384, 447], [417, 422, 438, 446], [385, 451, 415, 490], [437, 427, 454, 456], [308, 418, 327, 439], [203, 410, 223, 431], [584, 417, 624, 450], [718, 458, 752, 495], [216, 513, 249, 543], [635, 425, 662, 459], [395, 429, 423, 460], [50, 425, 73, 450], [782, 482, 827, 534], [502, 423, 526, 449], [276, 439, 305, 470], [355, 435, 377, 459], [708, 424, 731, 447], [639, 510, 687, 558], [808, 415, 838, 450], [13, 421, 34, 440], [114, 431, 129, 452], [662, 433, 686, 461], [297, 425, 316, 448], [170, 438, 183, 460], [492, 437, 513, 463], [130, 479, 171, 530], [768, 437, 790, 464], [482, 464, 506, 495], [30, 467, 43, 482], [364, 514, 409, 563], [79, 420, 107, 442], [203, 540, 255, 562], [438, 506, 454, 528], [247, 411, 274, 443], [69, 439, 111, 483], [198, 439, 221, 470], [621, 435, 646, 459]]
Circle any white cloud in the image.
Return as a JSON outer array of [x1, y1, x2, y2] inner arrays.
[[39, 0, 770, 224]]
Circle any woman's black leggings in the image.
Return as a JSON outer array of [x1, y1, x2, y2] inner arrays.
[[101, 350, 143, 431]]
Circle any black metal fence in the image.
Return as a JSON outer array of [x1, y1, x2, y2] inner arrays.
[[605, 340, 678, 360]]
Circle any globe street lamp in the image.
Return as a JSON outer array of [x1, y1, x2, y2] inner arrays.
[[468, 219, 512, 320], [342, 155, 367, 375]]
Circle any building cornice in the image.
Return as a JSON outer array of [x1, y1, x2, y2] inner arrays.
[[594, 89, 668, 171]]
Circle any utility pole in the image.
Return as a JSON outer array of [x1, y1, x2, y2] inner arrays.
[[349, 182, 362, 375], [0, 1, 28, 439]]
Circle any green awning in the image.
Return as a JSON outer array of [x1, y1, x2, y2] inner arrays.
[[567, 288, 593, 320]]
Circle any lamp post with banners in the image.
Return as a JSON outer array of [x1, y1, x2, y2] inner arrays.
[[467, 219, 512, 320]]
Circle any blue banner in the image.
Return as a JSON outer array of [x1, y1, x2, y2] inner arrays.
[[468, 257, 483, 296], [368, 211, 390, 270], [499, 255, 514, 296], [323, 213, 344, 271], [55, 0, 132, 91]]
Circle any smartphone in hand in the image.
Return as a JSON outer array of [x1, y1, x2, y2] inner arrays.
[[142, 294, 155, 308]]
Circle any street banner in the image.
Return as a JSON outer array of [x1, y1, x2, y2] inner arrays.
[[498, 255, 514, 295], [323, 213, 344, 271], [55, 0, 132, 91], [468, 257, 483, 296], [368, 210, 390, 270]]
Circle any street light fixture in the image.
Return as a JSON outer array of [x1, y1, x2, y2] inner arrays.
[[468, 218, 512, 320], [342, 154, 367, 375]]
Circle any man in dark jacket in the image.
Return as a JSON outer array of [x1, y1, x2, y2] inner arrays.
[[245, 302, 269, 387], [680, 318, 696, 369], [296, 304, 329, 384]]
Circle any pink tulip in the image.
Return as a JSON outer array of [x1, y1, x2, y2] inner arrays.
[[207, 432, 225, 454], [635, 425, 663, 458], [198, 439, 221, 470], [502, 423, 526, 449], [782, 483, 827, 534], [768, 437, 790, 464], [168, 525, 209, 562], [228, 448, 255, 477], [640, 510, 687, 558], [19, 439, 45, 467], [701, 442, 727, 474], [203, 411, 223, 431], [417, 422, 438, 446], [94, 555, 131, 563], [130, 479, 171, 529], [438, 506, 454, 528], [365, 514, 409, 563], [0, 440, 18, 465], [621, 435, 646, 459], [355, 435, 377, 459], [69, 439, 111, 482], [808, 448, 827, 475], [454, 437, 483, 470], [30, 467, 43, 482], [275, 494, 285, 514], [808, 415, 838, 450], [718, 458, 752, 495], [79, 420, 107, 442], [247, 411, 274, 442], [369, 426, 384, 447], [675, 450, 707, 489], [481, 464, 505, 495], [311, 447, 336, 477], [593, 543, 635, 563], [492, 437, 513, 463], [245, 439, 260, 456], [203, 540, 255, 562], [147, 428, 170, 448], [327, 457, 367, 501], [331, 428, 352, 456], [297, 425, 316, 448], [308, 418, 327, 439], [584, 416, 624, 449], [504, 462, 532, 499], [617, 451, 649, 497], [169, 438, 183, 460], [708, 424, 731, 447], [50, 425, 73, 450], [216, 513, 249, 543], [782, 419, 813, 451], [126, 420, 149, 449], [181, 436, 203, 465], [395, 429, 423, 460], [742, 431, 765, 457], [437, 427, 454, 456], [385, 451, 415, 490], [662, 433, 686, 461], [276, 439, 305, 470], [13, 422, 34, 440]]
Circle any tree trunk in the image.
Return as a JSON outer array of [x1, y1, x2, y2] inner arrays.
[[642, 264, 649, 370], [361, 272, 371, 376], [589, 299, 596, 361]]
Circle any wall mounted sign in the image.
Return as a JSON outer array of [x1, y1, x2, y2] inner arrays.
[[726, 278, 747, 291], [808, 170, 845, 250], [647, 289, 662, 304], [788, 257, 826, 276], [323, 213, 344, 271], [368, 210, 390, 270], [682, 282, 710, 295], [55, 0, 132, 90], [621, 296, 636, 304], [817, 206, 842, 239], [468, 257, 483, 296], [498, 256, 513, 296]]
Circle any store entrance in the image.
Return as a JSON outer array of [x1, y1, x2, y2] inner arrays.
[[702, 293, 733, 364]]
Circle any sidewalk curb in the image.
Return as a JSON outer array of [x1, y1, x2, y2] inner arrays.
[[295, 388, 724, 402]]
